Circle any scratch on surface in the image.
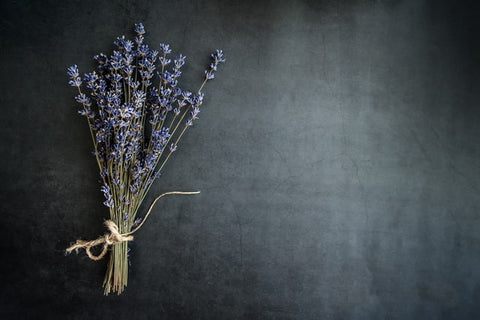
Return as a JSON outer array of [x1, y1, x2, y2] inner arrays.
[[349, 155, 369, 223], [340, 106, 348, 154], [272, 145, 287, 165], [321, 32, 332, 89], [339, 106, 369, 222], [431, 126, 441, 141], [349, 155, 359, 179], [409, 128, 433, 164], [234, 210, 244, 268], [273, 173, 303, 193], [448, 160, 479, 193]]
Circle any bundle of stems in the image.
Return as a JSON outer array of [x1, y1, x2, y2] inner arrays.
[[66, 23, 224, 295]]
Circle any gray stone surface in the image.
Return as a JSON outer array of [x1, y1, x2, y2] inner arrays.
[[1, 0, 479, 319]]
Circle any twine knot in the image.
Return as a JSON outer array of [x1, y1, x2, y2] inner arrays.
[[66, 191, 200, 261], [66, 220, 134, 261]]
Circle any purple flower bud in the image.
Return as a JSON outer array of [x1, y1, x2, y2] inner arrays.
[[67, 65, 79, 78], [135, 35, 144, 45], [124, 40, 134, 52], [159, 56, 171, 66], [134, 23, 145, 35], [205, 71, 215, 80], [159, 43, 171, 54], [68, 77, 82, 87], [133, 217, 142, 227], [174, 54, 186, 68]]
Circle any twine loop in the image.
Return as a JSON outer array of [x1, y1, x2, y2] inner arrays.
[[66, 220, 134, 261]]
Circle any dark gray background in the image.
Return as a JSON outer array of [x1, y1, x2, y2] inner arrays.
[[1, 0, 479, 319]]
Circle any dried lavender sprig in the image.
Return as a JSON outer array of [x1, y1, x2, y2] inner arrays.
[[67, 23, 224, 295], [68, 66, 108, 184], [199, 49, 225, 92], [132, 49, 225, 206]]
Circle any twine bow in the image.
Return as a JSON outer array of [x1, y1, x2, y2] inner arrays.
[[66, 191, 200, 261]]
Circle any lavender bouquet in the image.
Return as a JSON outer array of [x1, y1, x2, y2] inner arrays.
[[65, 23, 224, 295]]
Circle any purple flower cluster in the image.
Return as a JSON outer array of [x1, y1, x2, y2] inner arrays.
[[67, 23, 224, 221], [205, 50, 225, 80]]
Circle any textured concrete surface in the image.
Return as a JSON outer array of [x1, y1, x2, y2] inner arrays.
[[1, 0, 479, 319]]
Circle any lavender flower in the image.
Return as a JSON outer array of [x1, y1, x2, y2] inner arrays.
[[199, 50, 226, 91], [133, 217, 142, 227], [174, 54, 186, 68], [75, 93, 91, 105], [134, 23, 145, 35], [212, 49, 226, 63], [159, 56, 171, 67], [67, 65, 82, 87], [101, 185, 114, 208], [124, 40, 134, 52], [159, 43, 171, 54], [191, 105, 200, 117], [205, 71, 215, 80], [67, 65, 80, 78]]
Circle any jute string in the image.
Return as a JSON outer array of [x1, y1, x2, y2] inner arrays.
[[66, 191, 200, 260]]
